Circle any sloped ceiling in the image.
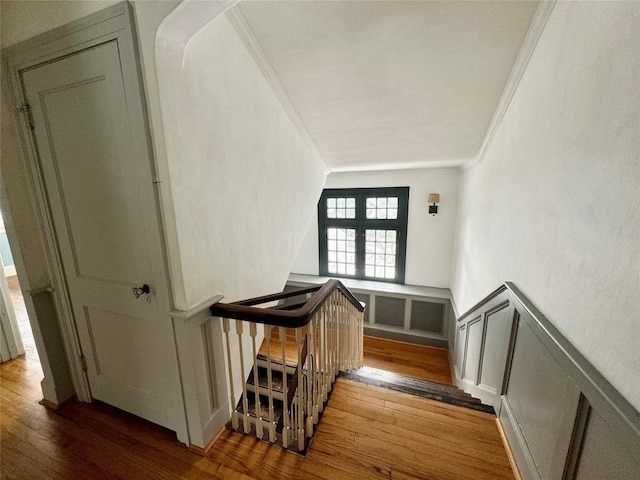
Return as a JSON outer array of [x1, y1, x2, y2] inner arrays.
[[233, 1, 539, 171]]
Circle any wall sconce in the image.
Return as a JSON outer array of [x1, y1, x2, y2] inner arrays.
[[428, 193, 440, 215]]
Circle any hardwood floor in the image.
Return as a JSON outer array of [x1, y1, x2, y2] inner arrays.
[[363, 336, 453, 385], [6, 276, 38, 363], [1, 286, 513, 479]]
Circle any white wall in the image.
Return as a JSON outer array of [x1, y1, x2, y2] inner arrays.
[[292, 168, 460, 288], [155, 9, 327, 309], [451, 1, 640, 410], [0, 0, 120, 49]]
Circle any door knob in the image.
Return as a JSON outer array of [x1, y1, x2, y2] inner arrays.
[[132, 284, 150, 298]]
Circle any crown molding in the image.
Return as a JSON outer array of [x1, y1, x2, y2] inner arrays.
[[226, 7, 330, 175], [463, 0, 557, 171]]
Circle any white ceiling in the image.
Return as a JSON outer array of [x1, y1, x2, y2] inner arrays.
[[234, 1, 539, 171]]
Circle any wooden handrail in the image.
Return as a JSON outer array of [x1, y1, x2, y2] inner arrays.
[[210, 280, 364, 328]]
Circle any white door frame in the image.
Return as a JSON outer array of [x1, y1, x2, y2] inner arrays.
[[1, 2, 187, 442]]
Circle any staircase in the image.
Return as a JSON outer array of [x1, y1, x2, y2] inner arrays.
[[211, 281, 495, 455], [234, 330, 311, 452], [340, 366, 494, 414], [211, 280, 365, 453]]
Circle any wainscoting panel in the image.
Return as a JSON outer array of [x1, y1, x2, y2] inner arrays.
[[374, 296, 405, 328], [410, 300, 444, 334], [462, 317, 483, 383], [504, 319, 581, 479], [574, 407, 640, 480], [452, 283, 640, 480], [455, 324, 466, 374], [478, 303, 512, 394], [171, 296, 229, 450], [287, 274, 453, 348]]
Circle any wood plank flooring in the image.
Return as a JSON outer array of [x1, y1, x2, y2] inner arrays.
[[1, 285, 513, 479], [363, 336, 453, 385]]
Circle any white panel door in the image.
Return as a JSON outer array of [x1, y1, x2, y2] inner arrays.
[[22, 41, 171, 428]]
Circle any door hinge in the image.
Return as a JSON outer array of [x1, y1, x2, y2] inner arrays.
[[15, 104, 34, 130], [80, 354, 88, 372]]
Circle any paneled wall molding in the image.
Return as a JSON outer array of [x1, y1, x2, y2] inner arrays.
[[452, 282, 640, 480], [170, 297, 229, 449], [288, 273, 454, 348]]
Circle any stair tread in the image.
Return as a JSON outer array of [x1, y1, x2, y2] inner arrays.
[[257, 336, 300, 369], [236, 392, 284, 423], [339, 367, 495, 415], [246, 367, 292, 394]]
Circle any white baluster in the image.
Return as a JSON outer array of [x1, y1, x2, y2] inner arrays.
[[306, 320, 314, 434], [222, 318, 239, 430], [296, 326, 305, 451], [249, 322, 263, 439], [264, 324, 276, 442], [236, 320, 250, 434], [320, 303, 327, 404], [279, 326, 289, 448]]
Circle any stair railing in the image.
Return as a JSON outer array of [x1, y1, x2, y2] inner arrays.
[[210, 280, 365, 452]]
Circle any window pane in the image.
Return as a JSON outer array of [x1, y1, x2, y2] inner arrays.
[[337, 209, 345, 219], [326, 227, 356, 278], [366, 230, 375, 241], [327, 198, 336, 208], [337, 198, 345, 208], [346, 198, 356, 208], [364, 229, 399, 280], [363, 196, 400, 222], [346, 208, 355, 218], [327, 208, 336, 218]]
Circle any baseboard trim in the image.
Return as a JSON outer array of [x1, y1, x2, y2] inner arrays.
[[39, 396, 73, 411], [496, 416, 522, 480], [499, 396, 540, 480], [188, 426, 226, 456], [363, 326, 448, 349]]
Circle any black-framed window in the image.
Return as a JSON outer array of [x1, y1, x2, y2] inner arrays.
[[318, 187, 409, 284]]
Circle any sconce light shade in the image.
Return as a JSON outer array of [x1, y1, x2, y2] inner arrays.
[[428, 193, 440, 215]]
